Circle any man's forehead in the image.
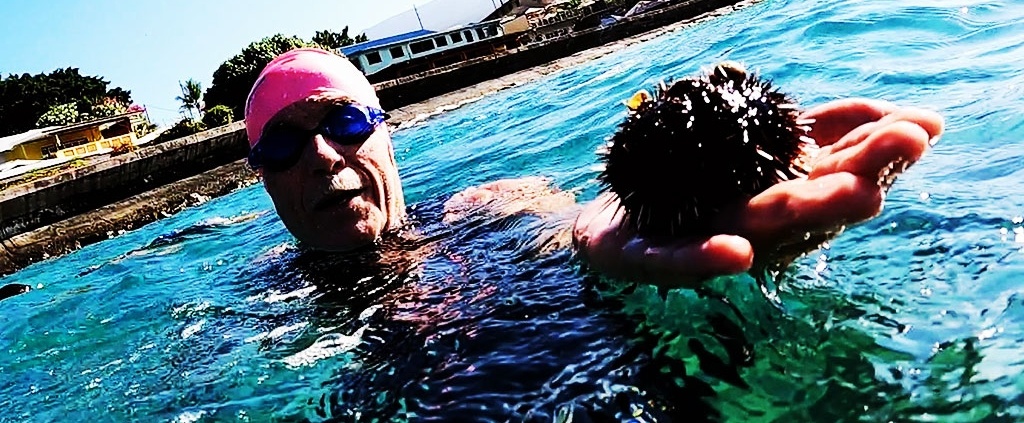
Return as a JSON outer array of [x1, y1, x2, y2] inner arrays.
[[245, 48, 381, 146], [265, 93, 358, 128], [305, 89, 358, 105]]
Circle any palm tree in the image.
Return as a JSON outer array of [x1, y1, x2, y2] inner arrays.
[[175, 79, 204, 120]]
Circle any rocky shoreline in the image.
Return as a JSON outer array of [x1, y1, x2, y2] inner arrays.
[[0, 0, 759, 276]]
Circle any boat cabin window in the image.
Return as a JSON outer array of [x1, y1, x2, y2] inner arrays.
[[450, 32, 463, 43], [389, 46, 406, 58], [435, 36, 449, 47], [463, 30, 474, 42]]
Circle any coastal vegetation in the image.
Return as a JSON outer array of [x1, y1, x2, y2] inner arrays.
[[204, 28, 366, 121], [151, 78, 210, 144], [202, 35, 317, 123], [0, 27, 363, 144], [312, 27, 368, 50], [33, 98, 141, 129], [0, 68, 134, 137], [155, 118, 210, 144], [175, 79, 204, 120], [153, 28, 366, 144], [202, 105, 234, 128]]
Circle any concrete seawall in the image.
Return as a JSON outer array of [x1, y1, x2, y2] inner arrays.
[[0, 121, 249, 240], [0, 122, 254, 274], [0, 159, 258, 274]]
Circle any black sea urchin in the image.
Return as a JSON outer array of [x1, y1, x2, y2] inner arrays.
[[599, 62, 815, 239]]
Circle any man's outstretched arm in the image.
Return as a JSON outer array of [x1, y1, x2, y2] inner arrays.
[[572, 98, 945, 288]]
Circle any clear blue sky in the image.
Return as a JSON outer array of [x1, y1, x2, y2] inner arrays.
[[0, 0, 430, 126]]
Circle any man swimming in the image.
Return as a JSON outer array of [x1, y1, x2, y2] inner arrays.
[[244, 48, 943, 284]]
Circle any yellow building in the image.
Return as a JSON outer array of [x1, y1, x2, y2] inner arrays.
[[0, 112, 141, 165]]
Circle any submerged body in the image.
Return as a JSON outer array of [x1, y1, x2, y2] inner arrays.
[[6, 0, 1023, 421]]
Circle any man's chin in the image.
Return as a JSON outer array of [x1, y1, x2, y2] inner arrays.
[[302, 232, 377, 252], [299, 218, 385, 252]]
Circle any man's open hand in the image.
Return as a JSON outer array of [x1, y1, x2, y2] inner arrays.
[[572, 98, 944, 288]]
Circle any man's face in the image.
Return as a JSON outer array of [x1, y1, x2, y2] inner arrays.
[[261, 99, 405, 251]]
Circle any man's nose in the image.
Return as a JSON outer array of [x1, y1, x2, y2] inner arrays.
[[302, 133, 346, 176]]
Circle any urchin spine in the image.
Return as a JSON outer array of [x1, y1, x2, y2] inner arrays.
[[598, 63, 814, 239]]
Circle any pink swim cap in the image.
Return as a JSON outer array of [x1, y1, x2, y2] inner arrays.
[[244, 48, 381, 147]]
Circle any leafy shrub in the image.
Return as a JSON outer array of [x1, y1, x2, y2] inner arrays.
[[154, 118, 207, 144], [312, 27, 367, 50], [36, 98, 133, 129], [36, 102, 80, 127], [1, 68, 131, 137], [202, 105, 234, 128], [204, 34, 320, 120], [134, 122, 158, 139], [90, 99, 128, 118]]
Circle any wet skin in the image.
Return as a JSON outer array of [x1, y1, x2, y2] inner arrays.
[[572, 98, 945, 288], [261, 99, 406, 252]]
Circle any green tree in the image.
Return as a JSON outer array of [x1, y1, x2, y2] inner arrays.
[[35, 102, 81, 128], [203, 34, 319, 120], [0, 68, 132, 136], [202, 104, 234, 128], [154, 118, 207, 144], [175, 79, 204, 120], [90, 98, 128, 119], [311, 27, 368, 50]]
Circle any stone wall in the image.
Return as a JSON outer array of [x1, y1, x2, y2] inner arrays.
[[0, 121, 249, 240], [0, 160, 259, 275]]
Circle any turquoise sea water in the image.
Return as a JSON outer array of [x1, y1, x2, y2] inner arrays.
[[4, 0, 1024, 421]]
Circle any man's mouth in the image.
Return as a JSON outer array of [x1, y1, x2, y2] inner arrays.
[[313, 168, 366, 211], [314, 189, 363, 211]]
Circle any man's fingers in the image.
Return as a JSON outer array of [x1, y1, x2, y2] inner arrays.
[[668, 235, 754, 278], [801, 98, 899, 146], [802, 99, 943, 150], [811, 117, 933, 180], [609, 235, 754, 289], [815, 107, 943, 156], [810, 120, 931, 180], [730, 172, 884, 246], [574, 195, 754, 287]]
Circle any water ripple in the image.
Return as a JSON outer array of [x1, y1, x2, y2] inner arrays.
[[4, 0, 1024, 420]]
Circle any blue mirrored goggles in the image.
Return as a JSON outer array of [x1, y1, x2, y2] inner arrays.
[[248, 103, 388, 172]]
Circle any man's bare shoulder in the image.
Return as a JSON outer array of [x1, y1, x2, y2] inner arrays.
[[442, 176, 577, 224]]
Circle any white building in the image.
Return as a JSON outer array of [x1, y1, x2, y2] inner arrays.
[[342, 20, 507, 76]]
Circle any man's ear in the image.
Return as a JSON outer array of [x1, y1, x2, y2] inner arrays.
[[388, 140, 399, 169]]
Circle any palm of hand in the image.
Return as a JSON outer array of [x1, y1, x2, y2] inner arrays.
[[572, 98, 945, 288]]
